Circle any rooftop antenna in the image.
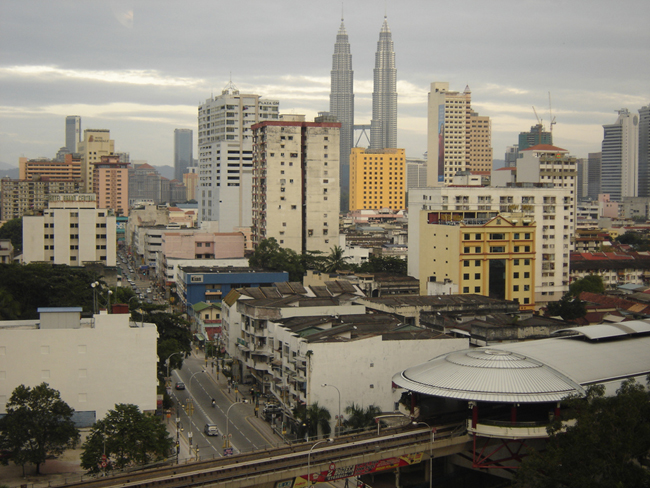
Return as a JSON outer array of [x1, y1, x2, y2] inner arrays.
[[341, 2, 344, 21], [548, 92, 556, 134]]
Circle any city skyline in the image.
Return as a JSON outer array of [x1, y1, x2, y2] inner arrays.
[[0, 0, 648, 168]]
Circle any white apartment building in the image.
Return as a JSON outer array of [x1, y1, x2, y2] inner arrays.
[[408, 185, 573, 307], [251, 115, 340, 254], [602, 108, 640, 201], [0, 308, 158, 424], [197, 83, 279, 231], [22, 194, 116, 266]]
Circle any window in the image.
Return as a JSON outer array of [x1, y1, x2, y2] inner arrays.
[[525, 246, 531, 252], [464, 234, 470, 240], [514, 259, 520, 266], [475, 247, 481, 253], [475, 286, 481, 293], [464, 260, 470, 267], [524, 285, 530, 291], [514, 246, 520, 252], [525, 233, 531, 239], [524, 272, 530, 278], [464, 247, 470, 253], [475, 273, 480, 279], [463, 287, 469, 293], [514, 272, 519, 279], [475, 260, 481, 266], [463, 273, 470, 280], [523, 298, 530, 304], [490, 246, 505, 253], [513, 285, 519, 292], [514, 233, 520, 239], [524, 259, 530, 265]]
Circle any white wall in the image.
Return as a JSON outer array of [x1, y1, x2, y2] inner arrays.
[[0, 312, 158, 420]]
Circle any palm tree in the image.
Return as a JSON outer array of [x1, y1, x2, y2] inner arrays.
[[344, 403, 383, 433], [323, 246, 350, 273], [293, 402, 331, 439]]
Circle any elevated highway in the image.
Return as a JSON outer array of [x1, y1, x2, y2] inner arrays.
[[58, 424, 470, 488]]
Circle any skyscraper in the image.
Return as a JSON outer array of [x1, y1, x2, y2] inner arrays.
[[370, 16, 397, 150], [174, 129, 193, 182], [601, 109, 639, 201], [330, 18, 354, 211], [197, 82, 279, 231], [518, 124, 552, 151], [638, 105, 650, 198], [77, 129, 115, 193], [65, 116, 81, 153], [587, 152, 602, 201]]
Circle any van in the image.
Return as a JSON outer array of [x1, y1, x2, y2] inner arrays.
[[204, 424, 220, 436]]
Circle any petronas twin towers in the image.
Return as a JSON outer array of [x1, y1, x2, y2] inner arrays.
[[329, 16, 397, 208]]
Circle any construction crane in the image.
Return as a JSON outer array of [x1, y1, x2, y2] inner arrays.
[[532, 106, 543, 129], [548, 92, 557, 134]]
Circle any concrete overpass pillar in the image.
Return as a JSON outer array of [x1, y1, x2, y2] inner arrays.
[[394, 466, 400, 488]]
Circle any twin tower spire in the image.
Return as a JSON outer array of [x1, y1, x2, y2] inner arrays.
[[329, 16, 397, 209]]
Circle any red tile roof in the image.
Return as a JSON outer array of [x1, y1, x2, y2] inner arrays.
[[521, 144, 568, 152]]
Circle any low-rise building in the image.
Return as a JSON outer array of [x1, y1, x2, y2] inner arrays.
[[0, 307, 158, 425]]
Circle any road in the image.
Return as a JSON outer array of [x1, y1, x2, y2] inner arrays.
[[170, 356, 272, 459]]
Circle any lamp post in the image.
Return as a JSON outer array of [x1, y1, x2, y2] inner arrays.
[[91, 281, 99, 314], [321, 383, 341, 437], [188, 369, 205, 456], [107, 289, 113, 313], [166, 352, 183, 385], [413, 421, 435, 488], [307, 438, 333, 488], [224, 401, 249, 450]]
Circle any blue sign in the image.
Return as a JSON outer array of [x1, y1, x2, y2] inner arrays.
[[224, 447, 234, 456]]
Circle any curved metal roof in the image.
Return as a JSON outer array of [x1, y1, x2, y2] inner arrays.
[[393, 324, 650, 403]]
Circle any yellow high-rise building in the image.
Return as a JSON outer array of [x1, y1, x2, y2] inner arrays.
[[78, 129, 115, 193], [349, 147, 405, 211]]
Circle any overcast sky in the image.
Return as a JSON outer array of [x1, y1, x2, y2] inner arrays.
[[1, 0, 648, 168]]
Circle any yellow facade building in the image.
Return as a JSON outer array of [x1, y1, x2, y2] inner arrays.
[[419, 214, 535, 311], [349, 148, 405, 211]]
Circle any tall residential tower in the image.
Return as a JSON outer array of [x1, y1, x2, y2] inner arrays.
[[601, 109, 639, 201], [174, 129, 193, 182], [370, 16, 397, 150], [330, 18, 354, 211]]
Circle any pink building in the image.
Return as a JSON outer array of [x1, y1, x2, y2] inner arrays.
[[161, 232, 245, 260], [92, 155, 129, 216], [598, 194, 619, 219]]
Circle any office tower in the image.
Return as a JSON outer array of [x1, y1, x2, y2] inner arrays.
[[174, 129, 193, 182], [586, 152, 602, 201], [468, 111, 493, 174], [197, 83, 279, 231], [576, 158, 588, 201], [65, 116, 81, 153], [601, 109, 639, 201], [349, 147, 405, 211], [427, 83, 493, 186], [505, 146, 519, 166], [330, 18, 354, 211], [518, 124, 552, 151], [638, 105, 650, 198], [92, 155, 129, 216], [251, 115, 340, 254], [77, 129, 115, 193], [370, 16, 397, 150], [406, 157, 427, 190]]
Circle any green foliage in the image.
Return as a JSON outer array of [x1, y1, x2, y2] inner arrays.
[[142, 311, 192, 380], [80, 404, 173, 474], [248, 238, 305, 281], [355, 255, 407, 275], [0, 288, 21, 320], [292, 402, 331, 439], [616, 231, 650, 251], [0, 218, 22, 253], [0, 383, 79, 474], [545, 295, 587, 321], [516, 380, 650, 488], [567, 275, 605, 297], [0, 263, 101, 318], [322, 246, 351, 273], [343, 403, 383, 432]]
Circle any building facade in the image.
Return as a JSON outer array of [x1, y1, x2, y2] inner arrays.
[[174, 128, 193, 182], [65, 116, 81, 154], [601, 109, 639, 201], [468, 111, 493, 174], [77, 129, 115, 193], [369, 16, 397, 150], [330, 19, 354, 211], [251, 115, 340, 254], [587, 152, 602, 200], [408, 185, 573, 307], [518, 124, 552, 151], [1, 178, 82, 220], [92, 155, 129, 216], [22, 194, 116, 266], [639, 105, 650, 198], [19, 154, 82, 182], [349, 147, 405, 211], [197, 83, 279, 230]]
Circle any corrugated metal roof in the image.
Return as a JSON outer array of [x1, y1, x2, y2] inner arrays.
[[393, 324, 650, 403]]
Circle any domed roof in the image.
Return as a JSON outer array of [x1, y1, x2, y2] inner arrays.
[[393, 347, 585, 403]]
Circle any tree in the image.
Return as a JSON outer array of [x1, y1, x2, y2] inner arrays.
[[356, 255, 407, 275], [142, 311, 192, 381], [343, 403, 383, 433], [322, 246, 351, 273], [293, 402, 331, 439], [81, 404, 173, 474], [0, 383, 79, 475], [0, 218, 22, 253], [516, 380, 650, 488], [567, 275, 605, 297], [0, 288, 21, 320], [545, 296, 587, 321], [248, 238, 305, 281]]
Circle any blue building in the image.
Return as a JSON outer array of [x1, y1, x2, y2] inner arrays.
[[177, 266, 289, 309]]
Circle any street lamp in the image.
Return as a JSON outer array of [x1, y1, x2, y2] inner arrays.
[[307, 438, 333, 488], [413, 421, 435, 488], [91, 281, 99, 314], [321, 384, 341, 437], [188, 369, 205, 457], [224, 400, 249, 450], [166, 352, 184, 384]]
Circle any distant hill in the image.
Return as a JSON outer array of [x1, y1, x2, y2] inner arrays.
[[153, 165, 175, 180], [0, 166, 19, 179]]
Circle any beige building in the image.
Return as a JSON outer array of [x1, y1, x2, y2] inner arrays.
[[251, 115, 340, 254], [1, 178, 82, 220], [22, 194, 116, 266], [92, 155, 129, 216], [78, 129, 115, 193], [409, 185, 572, 308], [19, 154, 82, 181], [349, 148, 406, 211], [183, 168, 199, 202], [426, 82, 492, 185]]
